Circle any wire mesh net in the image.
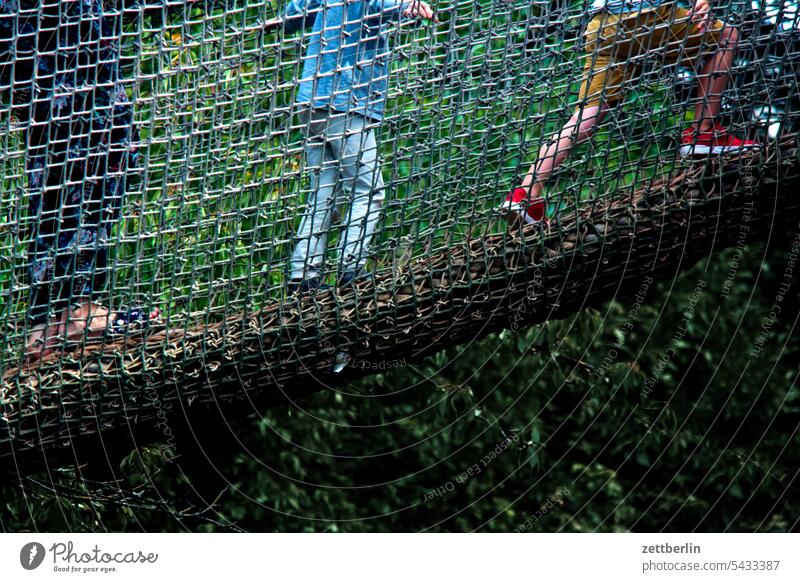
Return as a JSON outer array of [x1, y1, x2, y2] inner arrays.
[[0, 0, 799, 455]]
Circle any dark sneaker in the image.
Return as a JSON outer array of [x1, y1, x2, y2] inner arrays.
[[338, 270, 373, 287], [498, 187, 546, 226], [109, 306, 161, 336], [287, 278, 329, 294], [680, 123, 760, 157]]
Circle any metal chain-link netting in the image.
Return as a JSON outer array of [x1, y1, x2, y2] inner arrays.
[[0, 0, 799, 456]]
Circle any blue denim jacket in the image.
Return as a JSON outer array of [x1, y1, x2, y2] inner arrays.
[[283, 0, 407, 120]]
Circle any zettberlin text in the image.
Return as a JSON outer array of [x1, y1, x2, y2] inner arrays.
[[642, 543, 700, 554]]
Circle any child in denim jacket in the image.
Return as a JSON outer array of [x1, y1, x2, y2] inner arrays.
[[266, 1, 435, 292]]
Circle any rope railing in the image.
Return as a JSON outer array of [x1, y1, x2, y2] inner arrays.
[[0, 0, 798, 457]]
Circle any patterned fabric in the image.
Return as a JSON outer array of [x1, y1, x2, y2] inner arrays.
[[0, 1, 138, 323]]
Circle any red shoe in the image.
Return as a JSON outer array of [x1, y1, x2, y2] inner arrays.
[[680, 123, 760, 157], [498, 187, 546, 226]]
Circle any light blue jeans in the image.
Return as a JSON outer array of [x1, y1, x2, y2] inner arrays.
[[290, 107, 386, 281]]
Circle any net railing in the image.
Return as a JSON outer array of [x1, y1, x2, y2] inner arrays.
[[0, 0, 798, 456]]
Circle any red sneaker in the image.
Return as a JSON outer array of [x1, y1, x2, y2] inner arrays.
[[680, 123, 760, 157], [498, 187, 546, 226]]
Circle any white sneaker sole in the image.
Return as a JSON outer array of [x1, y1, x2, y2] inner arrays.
[[498, 200, 541, 226], [679, 143, 761, 158]]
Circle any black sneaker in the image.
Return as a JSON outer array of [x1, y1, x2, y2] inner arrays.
[[338, 270, 373, 287], [287, 278, 329, 294]]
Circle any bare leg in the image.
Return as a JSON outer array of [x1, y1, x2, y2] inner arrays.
[[25, 300, 157, 361], [25, 313, 67, 361], [25, 301, 111, 361], [64, 301, 110, 341], [693, 26, 739, 132], [519, 104, 609, 198]]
